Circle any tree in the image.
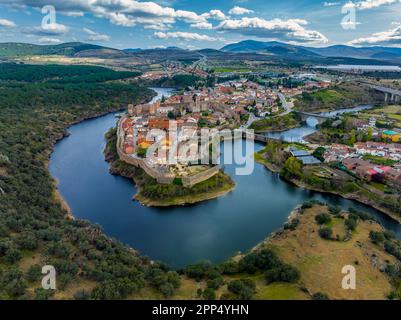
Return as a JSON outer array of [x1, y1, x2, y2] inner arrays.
[[264, 264, 300, 284], [167, 111, 175, 119], [369, 231, 385, 244], [74, 289, 92, 300], [349, 129, 356, 146], [25, 265, 42, 282], [345, 217, 357, 231], [312, 292, 329, 300], [202, 288, 216, 300], [227, 279, 256, 300], [366, 127, 373, 141], [312, 147, 326, 162], [281, 157, 303, 179], [5, 248, 22, 264], [315, 213, 331, 225], [319, 227, 333, 240]]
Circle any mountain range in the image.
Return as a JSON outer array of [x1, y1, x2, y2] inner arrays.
[[220, 40, 401, 64], [1, 41, 401, 65]]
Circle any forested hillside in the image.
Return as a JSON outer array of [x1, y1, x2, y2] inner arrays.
[[0, 64, 184, 300], [0, 42, 112, 57], [294, 83, 383, 112], [0, 63, 140, 83]]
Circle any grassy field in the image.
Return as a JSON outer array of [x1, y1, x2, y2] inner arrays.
[[294, 83, 382, 112], [361, 105, 401, 129], [265, 205, 396, 299]]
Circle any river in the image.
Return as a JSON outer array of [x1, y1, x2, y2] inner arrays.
[[49, 88, 401, 269], [264, 105, 373, 143]]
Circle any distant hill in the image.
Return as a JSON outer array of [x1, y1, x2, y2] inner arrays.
[[2, 40, 401, 65], [221, 40, 401, 64], [222, 40, 322, 61], [0, 42, 123, 58]]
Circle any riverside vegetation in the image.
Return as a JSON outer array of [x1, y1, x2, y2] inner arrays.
[[0, 63, 184, 299], [254, 141, 401, 221], [1, 63, 400, 300]]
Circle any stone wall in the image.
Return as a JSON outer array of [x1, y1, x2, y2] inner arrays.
[[181, 165, 220, 187], [116, 116, 218, 187]]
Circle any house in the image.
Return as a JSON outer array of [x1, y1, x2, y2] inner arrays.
[[324, 144, 351, 162]]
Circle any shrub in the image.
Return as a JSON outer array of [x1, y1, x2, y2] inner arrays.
[[74, 289, 92, 300], [319, 227, 333, 240], [345, 217, 357, 231], [202, 288, 216, 300], [207, 277, 224, 290], [348, 208, 371, 221], [5, 248, 22, 264], [25, 265, 42, 282], [315, 213, 331, 225], [219, 261, 239, 275], [16, 232, 38, 250], [183, 262, 214, 281], [369, 231, 385, 244], [264, 264, 300, 284], [34, 288, 54, 300], [312, 292, 329, 300], [383, 231, 396, 241], [227, 279, 256, 300], [284, 218, 300, 230], [328, 205, 341, 215]]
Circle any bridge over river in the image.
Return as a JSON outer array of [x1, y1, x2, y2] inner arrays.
[[295, 111, 331, 124]]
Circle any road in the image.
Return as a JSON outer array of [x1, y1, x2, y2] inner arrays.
[[241, 113, 260, 129], [276, 92, 293, 116], [241, 92, 292, 129]]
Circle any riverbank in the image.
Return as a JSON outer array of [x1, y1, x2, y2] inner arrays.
[[104, 128, 235, 207], [254, 148, 401, 224], [47, 92, 157, 218], [249, 113, 302, 133]]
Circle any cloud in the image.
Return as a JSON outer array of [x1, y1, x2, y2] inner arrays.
[[228, 6, 254, 15], [0, 0, 208, 30], [342, 0, 401, 10], [201, 9, 227, 21], [23, 23, 69, 36], [190, 22, 213, 30], [348, 25, 401, 46], [83, 28, 110, 41], [0, 18, 16, 27], [216, 17, 328, 44], [37, 37, 62, 44], [323, 1, 341, 6], [154, 31, 217, 41], [61, 11, 85, 17]]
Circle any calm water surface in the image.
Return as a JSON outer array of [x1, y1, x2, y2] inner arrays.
[[50, 89, 401, 268]]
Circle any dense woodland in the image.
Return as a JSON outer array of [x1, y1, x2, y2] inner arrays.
[[0, 63, 140, 83], [0, 63, 187, 299]]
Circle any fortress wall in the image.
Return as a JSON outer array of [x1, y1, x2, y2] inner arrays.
[[182, 165, 220, 187], [117, 116, 219, 187]]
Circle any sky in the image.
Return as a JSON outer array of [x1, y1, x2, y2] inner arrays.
[[0, 0, 401, 49]]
